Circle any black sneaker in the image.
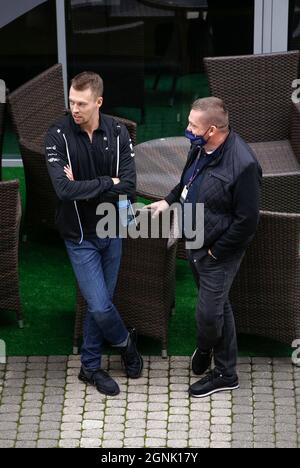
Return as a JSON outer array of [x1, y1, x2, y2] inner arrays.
[[78, 367, 120, 397], [120, 328, 143, 379], [191, 347, 212, 375], [189, 369, 239, 398]]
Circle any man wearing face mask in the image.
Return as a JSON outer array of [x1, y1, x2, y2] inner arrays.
[[146, 97, 262, 398]]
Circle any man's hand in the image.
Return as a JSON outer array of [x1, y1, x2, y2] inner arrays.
[[112, 178, 120, 185], [64, 165, 74, 181], [143, 200, 169, 219]]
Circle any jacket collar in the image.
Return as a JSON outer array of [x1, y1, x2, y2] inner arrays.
[[205, 128, 235, 168], [70, 110, 105, 135]]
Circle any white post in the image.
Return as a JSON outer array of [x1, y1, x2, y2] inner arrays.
[[271, 0, 289, 52], [56, 0, 68, 107], [254, 0, 264, 54], [254, 0, 289, 54], [0, 80, 6, 104]]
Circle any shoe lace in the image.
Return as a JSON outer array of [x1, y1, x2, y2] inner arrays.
[[201, 369, 221, 384], [91, 369, 110, 382]]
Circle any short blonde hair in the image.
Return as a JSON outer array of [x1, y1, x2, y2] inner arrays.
[[192, 97, 229, 130], [70, 71, 104, 98]]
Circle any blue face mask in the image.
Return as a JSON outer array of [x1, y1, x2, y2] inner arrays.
[[185, 127, 211, 147]]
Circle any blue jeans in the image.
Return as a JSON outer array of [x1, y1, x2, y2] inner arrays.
[[65, 237, 128, 371]]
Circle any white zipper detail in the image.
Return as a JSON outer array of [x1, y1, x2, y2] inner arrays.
[[116, 132, 120, 177], [62, 133, 84, 245]]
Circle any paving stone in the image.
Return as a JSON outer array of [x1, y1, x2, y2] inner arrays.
[[210, 441, 231, 448], [254, 425, 275, 434], [0, 431, 17, 440], [254, 442, 275, 448], [60, 431, 81, 439], [232, 441, 254, 448], [167, 431, 188, 440], [211, 417, 232, 425], [232, 432, 254, 442], [59, 439, 80, 448], [254, 434, 275, 443], [211, 432, 232, 442], [275, 441, 298, 448], [232, 423, 253, 432], [16, 433, 38, 441], [82, 420, 104, 430], [83, 412, 104, 420], [145, 438, 166, 448], [146, 420, 167, 430], [211, 425, 232, 434], [15, 441, 37, 448], [18, 424, 39, 433], [81, 429, 103, 439], [0, 440, 15, 448], [41, 413, 62, 422], [147, 411, 168, 421], [80, 438, 101, 448], [189, 439, 210, 448], [39, 421, 61, 431]]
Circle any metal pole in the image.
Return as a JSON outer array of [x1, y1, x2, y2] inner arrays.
[[56, 0, 68, 107], [254, 0, 264, 54]]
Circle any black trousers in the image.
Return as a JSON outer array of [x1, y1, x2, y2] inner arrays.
[[187, 250, 245, 377]]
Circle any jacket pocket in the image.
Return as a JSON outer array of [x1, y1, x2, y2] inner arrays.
[[209, 172, 230, 183]]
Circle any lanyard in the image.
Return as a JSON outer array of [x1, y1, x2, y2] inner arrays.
[[186, 148, 203, 189]]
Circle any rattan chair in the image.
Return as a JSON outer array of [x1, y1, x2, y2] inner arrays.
[[0, 79, 6, 181], [204, 51, 300, 175], [231, 172, 300, 345], [0, 180, 23, 328], [7, 64, 66, 232], [73, 234, 178, 359], [7, 64, 137, 233]]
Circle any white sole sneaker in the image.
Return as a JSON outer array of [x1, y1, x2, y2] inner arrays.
[[189, 384, 240, 398]]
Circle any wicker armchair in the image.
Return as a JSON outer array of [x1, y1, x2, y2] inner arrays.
[[0, 79, 6, 181], [204, 51, 300, 174], [7, 64, 138, 233], [73, 235, 178, 359], [7, 64, 66, 232], [231, 173, 300, 344], [0, 180, 23, 328]]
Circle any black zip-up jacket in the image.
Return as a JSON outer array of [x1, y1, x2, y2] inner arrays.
[[45, 112, 136, 243], [165, 130, 262, 260]]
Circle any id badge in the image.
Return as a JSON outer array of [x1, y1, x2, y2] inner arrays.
[[180, 185, 188, 204]]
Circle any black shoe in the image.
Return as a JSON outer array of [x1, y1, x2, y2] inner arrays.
[[78, 367, 120, 397], [189, 369, 239, 398], [120, 328, 143, 379], [191, 347, 212, 375]]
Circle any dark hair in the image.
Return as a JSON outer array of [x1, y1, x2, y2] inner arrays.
[[70, 71, 104, 98], [192, 97, 229, 130]]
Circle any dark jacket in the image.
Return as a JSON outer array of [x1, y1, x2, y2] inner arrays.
[[45, 113, 136, 243], [165, 130, 262, 260]]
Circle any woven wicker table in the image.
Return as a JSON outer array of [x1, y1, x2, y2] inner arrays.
[[135, 135, 300, 200], [135, 136, 189, 201]]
